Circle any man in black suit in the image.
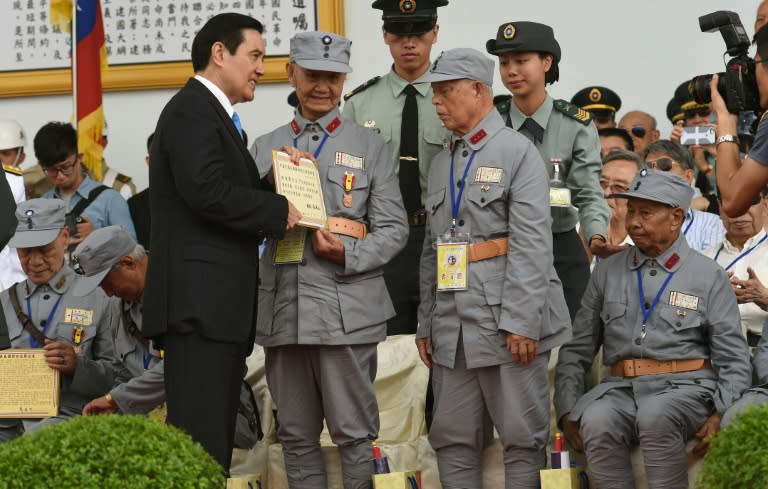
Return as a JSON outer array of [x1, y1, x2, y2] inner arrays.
[[127, 132, 153, 249], [142, 13, 300, 471], [0, 173, 17, 349]]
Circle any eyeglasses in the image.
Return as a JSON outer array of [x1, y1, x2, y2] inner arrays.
[[42, 157, 78, 177], [684, 107, 711, 120], [599, 180, 630, 194], [629, 125, 647, 138], [645, 157, 678, 172]]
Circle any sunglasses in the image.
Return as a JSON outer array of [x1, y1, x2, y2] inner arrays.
[[685, 107, 712, 120], [629, 125, 647, 138], [645, 157, 678, 172]]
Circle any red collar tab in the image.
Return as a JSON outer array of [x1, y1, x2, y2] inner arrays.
[[290, 119, 301, 135], [469, 129, 487, 145], [325, 118, 341, 134], [664, 253, 680, 269]]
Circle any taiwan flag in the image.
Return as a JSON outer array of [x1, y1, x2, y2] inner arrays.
[[50, 0, 108, 181]]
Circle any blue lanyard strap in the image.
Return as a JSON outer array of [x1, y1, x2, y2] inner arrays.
[[683, 210, 694, 236], [713, 234, 768, 271], [25, 293, 63, 348], [143, 351, 152, 370], [637, 267, 676, 331], [293, 132, 330, 160], [449, 149, 477, 230]]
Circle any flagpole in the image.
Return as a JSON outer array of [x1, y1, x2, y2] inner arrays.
[[72, 0, 78, 131]]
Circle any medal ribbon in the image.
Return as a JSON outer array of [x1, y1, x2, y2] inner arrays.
[[637, 268, 676, 338], [449, 149, 477, 233], [713, 234, 768, 271], [25, 293, 63, 348]]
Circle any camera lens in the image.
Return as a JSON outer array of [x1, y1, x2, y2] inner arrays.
[[690, 75, 713, 104]]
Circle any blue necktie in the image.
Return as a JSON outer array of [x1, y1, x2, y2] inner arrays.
[[232, 112, 244, 139]]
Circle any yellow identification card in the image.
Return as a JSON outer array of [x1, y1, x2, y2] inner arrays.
[[437, 241, 468, 291], [274, 227, 307, 265], [549, 187, 572, 207]]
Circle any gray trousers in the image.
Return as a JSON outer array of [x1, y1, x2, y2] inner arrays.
[[429, 341, 550, 489], [265, 344, 379, 489], [722, 389, 768, 428], [579, 382, 712, 489]]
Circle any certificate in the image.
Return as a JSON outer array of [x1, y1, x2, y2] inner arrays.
[[272, 150, 328, 229], [0, 349, 60, 418]]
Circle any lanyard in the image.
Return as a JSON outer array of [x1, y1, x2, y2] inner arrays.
[[683, 210, 694, 236], [143, 351, 152, 370], [449, 149, 477, 233], [637, 267, 676, 338], [293, 132, 329, 160], [714, 234, 768, 271], [25, 293, 63, 348]]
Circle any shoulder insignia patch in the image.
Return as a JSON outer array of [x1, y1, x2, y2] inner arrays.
[[553, 99, 592, 126], [3, 164, 22, 176], [493, 94, 512, 116], [343, 76, 382, 101]]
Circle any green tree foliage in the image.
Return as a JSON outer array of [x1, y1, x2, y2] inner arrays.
[[0, 415, 225, 489]]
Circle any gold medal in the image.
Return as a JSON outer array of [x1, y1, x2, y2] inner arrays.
[[343, 193, 353, 208]]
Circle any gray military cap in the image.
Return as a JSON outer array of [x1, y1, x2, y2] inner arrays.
[[8, 198, 67, 248], [417, 48, 494, 87], [610, 169, 694, 211], [290, 31, 352, 73], [71, 225, 137, 296]]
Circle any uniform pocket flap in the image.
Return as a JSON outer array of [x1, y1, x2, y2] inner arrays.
[[466, 184, 505, 208], [600, 302, 627, 323], [426, 187, 446, 215], [658, 306, 702, 330]]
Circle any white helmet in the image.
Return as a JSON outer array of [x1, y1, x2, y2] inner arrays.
[[0, 119, 26, 151]]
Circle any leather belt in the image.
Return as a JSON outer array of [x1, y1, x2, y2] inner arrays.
[[610, 358, 711, 378], [408, 210, 427, 226], [327, 216, 367, 240], [468, 237, 508, 263]]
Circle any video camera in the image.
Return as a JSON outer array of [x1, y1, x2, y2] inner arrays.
[[690, 11, 761, 114]]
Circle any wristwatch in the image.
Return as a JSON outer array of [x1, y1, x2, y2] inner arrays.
[[715, 134, 739, 146]]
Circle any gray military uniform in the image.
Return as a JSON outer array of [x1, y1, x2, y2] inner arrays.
[[252, 106, 408, 489], [343, 70, 450, 208], [108, 297, 164, 414], [722, 318, 768, 428], [555, 235, 751, 489], [0, 265, 118, 442], [417, 108, 571, 489]]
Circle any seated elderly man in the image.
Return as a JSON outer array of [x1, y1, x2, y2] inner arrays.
[[555, 170, 751, 489], [69, 226, 164, 415], [722, 320, 768, 428], [702, 188, 768, 346], [644, 140, 724, 248], [0, 199, 117, 442]]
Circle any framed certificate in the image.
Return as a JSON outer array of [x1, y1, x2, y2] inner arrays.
[[0, 349, 60, 418], [272, 150, 327, 229]]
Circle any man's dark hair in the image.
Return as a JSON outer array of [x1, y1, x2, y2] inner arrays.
[[34, 122, 77, 167], [643, 139, 694, 171], [599, 127, 635, 153], [602, 150, 644, 170], [755, 24, 768, 61], [191, 13, 264, 72]]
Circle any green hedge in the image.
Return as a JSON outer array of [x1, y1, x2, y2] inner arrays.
[[697, 403, 768, 488], [0, 415, 225, 489]]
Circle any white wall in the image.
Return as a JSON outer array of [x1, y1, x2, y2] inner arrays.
[[0, 1, 757, 191]]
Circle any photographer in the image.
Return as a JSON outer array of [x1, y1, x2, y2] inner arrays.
[[713, 25, 768, 217]]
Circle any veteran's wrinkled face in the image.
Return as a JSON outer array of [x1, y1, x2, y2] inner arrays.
[[625, 198, 684, 257], [17, 228, 69, 285], [431, 79, 482, 136], [288, 64, 346, 122]]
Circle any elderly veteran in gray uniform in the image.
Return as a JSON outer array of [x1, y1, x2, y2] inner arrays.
[[0, 199, 117, 442], [415, 48, 571, 489], [554, 170, 751, 489], [722, 318, 768, 428], [70, 226, 164, 416], [342, 0, 450, 335], [487, 21, 611, 320], [251, 32, 407, 489]]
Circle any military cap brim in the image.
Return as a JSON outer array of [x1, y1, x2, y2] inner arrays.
[[673, 80, 709, 111], [571, 86, 622, 113]]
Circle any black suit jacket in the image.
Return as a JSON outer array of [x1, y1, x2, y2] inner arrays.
[[127, 188, 151, 249], [0, 174, 16, 349], [142, 78, 288, 344]]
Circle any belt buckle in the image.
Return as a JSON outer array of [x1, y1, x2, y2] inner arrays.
[[408, 209, 427, 226]]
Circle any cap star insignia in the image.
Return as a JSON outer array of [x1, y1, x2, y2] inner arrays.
[[503, 23, 516, 40], [589, 87, 602, 102], [321, 35, 332, 45], [25, 209, 34, 216], [363, 120, 376, 129], [639, 168, 648, 177], [399, 0, 416, 13]]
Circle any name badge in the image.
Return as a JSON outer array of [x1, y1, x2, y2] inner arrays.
[[335, 152, 365, 170], [474, 166, 503, 184], [436, 233, 469, 291], [669, 291, 699, 311], [64, 308, 93, 326]]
